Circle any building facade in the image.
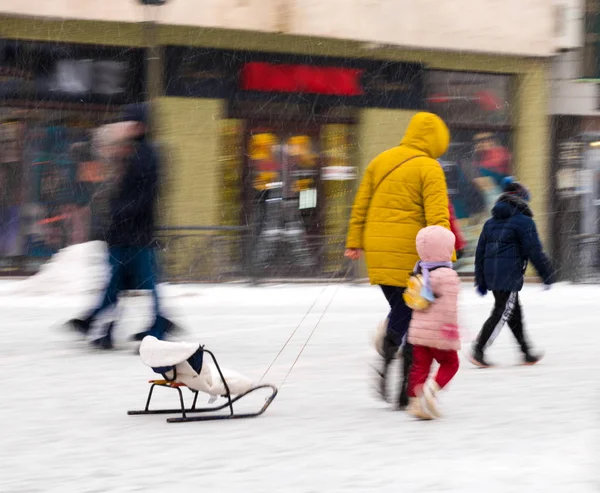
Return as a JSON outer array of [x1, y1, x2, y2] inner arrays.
[[0, 1, 555, 280], [549, 0, 600, 282]]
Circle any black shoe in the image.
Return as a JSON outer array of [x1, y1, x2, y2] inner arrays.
[[90, 323, 115, 350], [469, 347, 492, 368], [131, 330, 150, 342], [65, 318, 90, 336], [397, 344, 412, 410], [398, 383, 409, 409], [523, 352, 543, 366], [376, 336, 398, 402], [376, 361, 393, 403], [132, 317, 183, 342]]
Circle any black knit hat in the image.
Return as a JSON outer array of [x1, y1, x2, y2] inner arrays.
[[501, 176, 530, 202], [120, 103, 149, 125]]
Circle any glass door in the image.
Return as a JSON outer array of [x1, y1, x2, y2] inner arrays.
[[245, 123, 322, 277]]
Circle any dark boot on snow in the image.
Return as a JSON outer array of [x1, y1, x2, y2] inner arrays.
[[90, 322, 115, 350], [376, 335, 398, 402], [131, 316, 182, 342], [469, 346, 492, 368], [65, 318, 91, 336], [397, 343, 412, 410], [522, 352, 543, 366]]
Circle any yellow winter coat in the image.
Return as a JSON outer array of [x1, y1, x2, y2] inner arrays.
[[346, 112, 451, 287]]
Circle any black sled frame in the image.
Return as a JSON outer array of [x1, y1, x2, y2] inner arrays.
[[127, 349, 278, 423]]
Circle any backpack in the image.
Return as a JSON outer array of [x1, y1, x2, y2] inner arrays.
[[402, 272, 435, 311], [403, 265, 436, 311]]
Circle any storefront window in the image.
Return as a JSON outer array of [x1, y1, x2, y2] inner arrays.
[[0, 40, 143, 273], [426, 71, 511, 126], [427, 71, 513, 272], [0, 108, 117, 272]]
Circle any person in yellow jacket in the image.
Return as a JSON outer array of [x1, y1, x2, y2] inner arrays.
[[345, 112, 451, 409]]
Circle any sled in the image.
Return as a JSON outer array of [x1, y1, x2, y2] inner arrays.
[[127, 336, 278, 423]]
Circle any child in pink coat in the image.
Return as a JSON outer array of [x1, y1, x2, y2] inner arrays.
[[406, 226, 461, 420]]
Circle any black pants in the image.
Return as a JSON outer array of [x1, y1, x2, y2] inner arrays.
[[475, 291, 530, 354], [380, 285, 413, 348]]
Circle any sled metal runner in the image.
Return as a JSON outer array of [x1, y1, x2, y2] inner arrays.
[[127, 349, 278, 423]]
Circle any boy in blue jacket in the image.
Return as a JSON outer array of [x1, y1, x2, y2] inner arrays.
[[472, 178, 554, 367]]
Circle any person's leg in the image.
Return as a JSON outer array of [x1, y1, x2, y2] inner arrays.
[[377, 285, 413, 403], [398, 343, 413, 409], [86, 248, 125, 321], [432, 349, 460, 390], [67, 247, 124, 337], [376, 333, 398, 402], [506, 293, 528, 353], [406, 345, 434, 419], [130, 247, 176, 341], [380, 285, 412, 348], [506, 294, 542, 363], [407, 345, 432, 397], [424, 348, 460, 417], [471, 291, 515, 366]]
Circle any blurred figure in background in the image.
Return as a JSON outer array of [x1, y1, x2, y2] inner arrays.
[[345, 112, 452, 409], [65, 103, 179, 349]]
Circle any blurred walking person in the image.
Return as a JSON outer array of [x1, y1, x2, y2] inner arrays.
[[472, 178, 554, 367], [345, 112, 452, 409], [65, 103, 179, 349]]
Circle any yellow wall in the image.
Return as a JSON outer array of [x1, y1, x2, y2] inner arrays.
[[358, 109, 418, 172], [512, 62, 551, 241], [154, 98, 223, 227]]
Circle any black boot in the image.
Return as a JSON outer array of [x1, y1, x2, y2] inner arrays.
[[376, 335, 398, 402], [131, 316, 182, 342], [398, 343, 412, 409], [90, 322, 115, 350], [470, 345, 492, 368], [65, 318, 91, 336], [523, 352, 543, 365]]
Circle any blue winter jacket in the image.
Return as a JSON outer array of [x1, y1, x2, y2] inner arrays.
[[475, 193, 554, 292], [105, 103, 160, 248], [106, 138, 159, 248]]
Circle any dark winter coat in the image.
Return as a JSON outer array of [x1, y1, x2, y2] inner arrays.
[[475, 193, 554, 292], [106, 139, 159, 247]]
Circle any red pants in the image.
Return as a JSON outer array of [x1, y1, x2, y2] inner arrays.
[[408, 345, 459, 397]]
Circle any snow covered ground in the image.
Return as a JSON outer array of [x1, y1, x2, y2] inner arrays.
[[0, 282, 598, 492]]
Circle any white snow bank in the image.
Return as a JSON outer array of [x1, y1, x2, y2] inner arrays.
[[0, 241, 109, 296]]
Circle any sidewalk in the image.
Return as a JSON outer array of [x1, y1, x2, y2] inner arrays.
[[0, 283, 597, 492]]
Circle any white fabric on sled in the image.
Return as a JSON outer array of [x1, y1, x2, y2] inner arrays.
[[139, 336, 254, 396], [139, 336, 200, 367], [205, 365, 253, 396]]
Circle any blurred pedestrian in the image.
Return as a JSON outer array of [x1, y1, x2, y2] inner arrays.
[[64, 103, 179, 349], [405, 226, 460, 420], [345, 112, 452, 409], [472, 177, 554, 367]]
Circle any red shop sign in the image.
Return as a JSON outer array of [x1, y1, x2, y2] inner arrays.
[[240, 62, 365, 96]]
